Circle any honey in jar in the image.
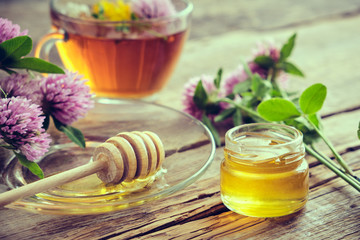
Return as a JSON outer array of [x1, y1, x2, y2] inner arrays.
[[220, 123, 309, 217]]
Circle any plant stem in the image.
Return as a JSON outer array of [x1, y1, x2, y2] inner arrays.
[[305, 115, 354, 175], [237, 104, 263, 120], [0, 87, 7, 98], [305, 145, 360, 192], [270, 66, 290, 99], [219, 98, 265, 121]]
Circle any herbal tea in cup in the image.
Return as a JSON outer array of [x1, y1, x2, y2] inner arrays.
[[36, 0, 192, 99]]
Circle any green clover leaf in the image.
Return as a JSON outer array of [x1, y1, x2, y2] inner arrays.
[[257, 98, 301, 121], [280, 33, 296, 61], [0, 36, 32, 62], [214, 107, 236, 123], [299, 83, 327, 114], [5, 57, 64, 74], [202, 114, 221, 147], [254, 55, 275, 69], [251, 74, 272, 98], [0, 36, 64, 74], [193, 80, 208, 109], [233, 79, 251, 95], [280, 61, 304, 77], [214, 68, 223, 89], [15, 152, 44, 179], [53, 117, 86, 148]]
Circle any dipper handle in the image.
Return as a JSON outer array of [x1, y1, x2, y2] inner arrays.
[[0, 159, 105, 207]]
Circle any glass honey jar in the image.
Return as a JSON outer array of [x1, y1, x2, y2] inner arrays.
[[220, 123, 309, 217]]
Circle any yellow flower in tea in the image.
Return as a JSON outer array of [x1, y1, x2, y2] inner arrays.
[[92, 0, 132, 21]]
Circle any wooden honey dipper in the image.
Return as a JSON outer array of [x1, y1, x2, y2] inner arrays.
[[0, 131, 165, 207]]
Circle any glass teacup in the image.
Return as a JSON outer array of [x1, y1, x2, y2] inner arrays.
[[35, 0, 193, 99]]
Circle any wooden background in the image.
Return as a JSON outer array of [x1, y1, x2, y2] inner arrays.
[[1, 0, 360, 239]]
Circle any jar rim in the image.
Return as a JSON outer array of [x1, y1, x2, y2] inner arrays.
[[225, 123, 303, 149]]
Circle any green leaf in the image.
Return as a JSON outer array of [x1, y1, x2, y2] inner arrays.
[[214, 107, 235, 122], [1, 67, 16, 75], [0, 36, 32, 62], [233, 80, 251, 95], [251, 75, 272, 98], [193, 80, 208, 109], [248, 96, 261, 109], [358, 121, 360, 140], [281, 61, 304, 77], [254, 55, 275, 69], [42, 114, 50, 130], [15, 152, 44, 179], [242, 62, 253, 78], [0, 145, 16, 150], [240, 92, 255, 107], [299, 83, 327, 115], [214, 68, 223, 89], [5, 57, 65, 74], [257, 98, 301, 121], [53, 117, 86, 148], [202, 114, 221, 147], [225, 93, 235, 100], [280, 33, 296, 61], [60, 125, 86, 148], [233, 108, 243, 126], [270, 88, 282, 98], [308, 113, 321, 129], [284, 118, 320, 145], [251, 75, 262, 93]]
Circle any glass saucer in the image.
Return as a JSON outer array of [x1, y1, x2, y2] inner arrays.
[[1, 98, 215, 215]]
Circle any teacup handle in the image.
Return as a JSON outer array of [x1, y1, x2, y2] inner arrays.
[[34, 31, 65, 61]]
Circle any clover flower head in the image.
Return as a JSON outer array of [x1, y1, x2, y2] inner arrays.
[[247, 61, 268, 79], [131, 0, 176, 19], [0, 73, 42, 103], [222, 65, 249, 96], [182, 75, 225, 120], [252, 41, 289, 87], [250, 41, 281, 79], [0, 97, 51, 161], [0, 18, 28, 43], [40, 71, 94, 125], [253, 41, 280, 62]]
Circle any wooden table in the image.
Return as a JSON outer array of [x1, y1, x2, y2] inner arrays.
[[1, 0, 360, 239]]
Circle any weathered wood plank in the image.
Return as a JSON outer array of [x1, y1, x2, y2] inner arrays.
[[1, 1, 360, 239], [0, 144, 358, 239], [102, 149, 360, 240], [190, 0, 360, 38], [142, 175, 360, 240]]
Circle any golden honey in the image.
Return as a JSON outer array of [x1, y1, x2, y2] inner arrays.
[[220, 123, 309, 217]]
